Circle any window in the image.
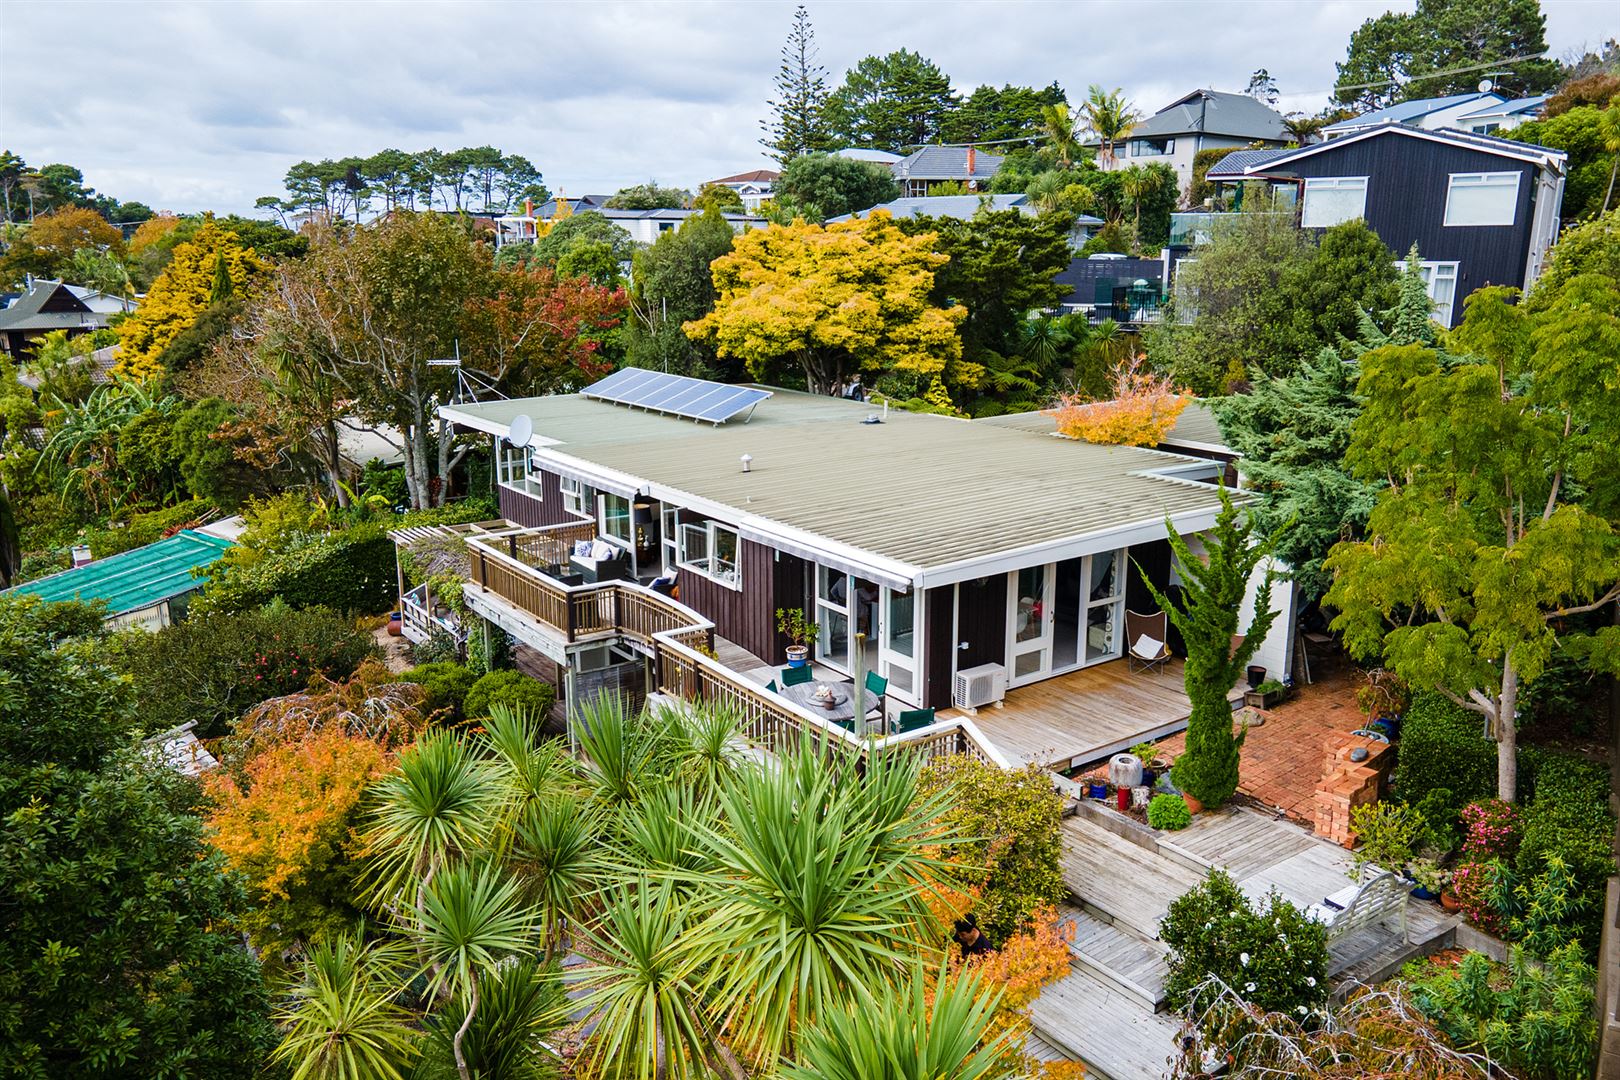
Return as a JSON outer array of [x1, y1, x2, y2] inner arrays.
[[678, 519, 740, 587], [661, 505, 679, 573], [1300, 177, 1368, 228], [601, 493, 631, 545], [560, 476, 597, 519], [1129, 136, 1174, 157], [1469, 122, 1501, 135], [497, 445, 544, 498], [1400, 259, 1460, 325], [1444, 172, 1520, 227]]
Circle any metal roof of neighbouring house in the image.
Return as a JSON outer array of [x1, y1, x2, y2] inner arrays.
[[830, 194, 1103, 224], [1322, 91, 1502, 134], [1204, 147, 1294, 179], [1227, 121, 1568, 174], [891, 146, 1006, 181], [1126, 89, 1289, 142], [0, 280, 109, 335], [1458, 95, 1550, 121], [441, 389, 1237, 586], [6, 529, 233, 615]]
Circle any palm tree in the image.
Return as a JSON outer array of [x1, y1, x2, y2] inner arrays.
[[415, 958, 566, 1080], [1281, 112, 1326, 147], [779, 964, 1014, 1080], [1039, 103, 1082, 169], [1119, 165, 1173, 241], [507, 793, 603, 961], [414, 862, 539, 1080], [273, 936, 421, 1080], [1080, 85, 1141, 166]]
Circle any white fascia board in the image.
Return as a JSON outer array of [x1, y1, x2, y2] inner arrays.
[[736, 516, 920, 593], [437, 405, 561, 449], [915, 503, 1228, 590], [530, 448, 650, 500], [1248, 123, 1563, 174]]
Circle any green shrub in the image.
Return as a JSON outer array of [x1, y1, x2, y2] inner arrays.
[[462, 669, 555, 721], [1160, 868, 1329, 1016], [400, 662, 477, 723], [106, 601, 379, 738], [1515, 754, 1614, 958], [1348, 801, 1427, 879], [1394, 693, 1495, 807], [1403, 945, 1598, 1080], [465, 615, 513, 676], [1413, 787, 1460, 854], [411, 629, 461, 666], [395, 497, 500, 529], [915, 757, 1065, 945], [192, 524, 397, 616], [82, 498, 211, 558], [1513, 855, 1594, 958], [1147, 793, 1191, 831]]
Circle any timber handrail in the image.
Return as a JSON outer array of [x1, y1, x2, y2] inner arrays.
[[463, 529, 1006, 769]]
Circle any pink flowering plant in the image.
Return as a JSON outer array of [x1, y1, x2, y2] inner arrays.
[[1461, 799, 1520, 861]]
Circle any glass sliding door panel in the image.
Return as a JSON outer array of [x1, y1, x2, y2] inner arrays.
[[815, 565, 851, 670], [1051, 556, 1085, 670], [882, 588, 916, 696], [1013, 565, 1046, 643]]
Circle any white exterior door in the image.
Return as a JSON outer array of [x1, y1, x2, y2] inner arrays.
[[1007, 549, 1126, 687]]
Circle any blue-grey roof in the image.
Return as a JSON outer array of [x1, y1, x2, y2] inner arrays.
[[1126, 89, 1288, 141], [830, 194, 1104, 225], [1204, 147, 1294, 179], [1323, 92, 1501, 133], [1458, 95, 1549, 120], [891, 146, 1005, 181], [1220, 121, 1567, 175]]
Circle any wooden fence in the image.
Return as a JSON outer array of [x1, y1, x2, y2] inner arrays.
[[464, 527, 1008, 770]]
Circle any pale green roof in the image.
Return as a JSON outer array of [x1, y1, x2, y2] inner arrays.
[[444, 389, 1231, 578], [7, 529, 231, 614]]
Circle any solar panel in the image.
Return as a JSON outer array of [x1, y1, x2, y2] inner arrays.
[[582, 369, 771, 425]]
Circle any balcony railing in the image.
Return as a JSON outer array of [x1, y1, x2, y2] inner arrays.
[[1170, 210, 1296, 248], [464, 522, 1008, 770]]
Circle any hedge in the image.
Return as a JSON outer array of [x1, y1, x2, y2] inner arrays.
[[463, 669, 556, 721], [1516, 752, 1615, 954], [400, 662, 478, 723], [1394, 694, 1497, 809], [192, 525, 397, 616]]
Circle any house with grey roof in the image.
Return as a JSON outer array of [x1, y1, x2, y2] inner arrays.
[[1322, 91, 1508, 138], [890, 146, 1004, 196], [830, 193, 1105, 245], [1096, 89, 1290, 197], [0, 280, 114, 362]]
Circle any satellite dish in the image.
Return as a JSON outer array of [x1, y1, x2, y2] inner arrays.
[[1479, 78, 1494, 93], [508, 413, 533, 447]]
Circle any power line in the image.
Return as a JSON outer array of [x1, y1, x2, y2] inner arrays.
[[1302, 50, 1548, 97]]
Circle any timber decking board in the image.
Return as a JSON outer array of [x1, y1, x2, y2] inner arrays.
[[1059, 816, 1204, 938], [1028, 963, 1183, 1080], [1170, 806, 1318, 880], [1061, 903, 1168, 1009], [943, 658, 1241, 769]]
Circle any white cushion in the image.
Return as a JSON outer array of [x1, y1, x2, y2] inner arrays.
[[573, 540, 593, 558], [591, 540, 614, 560], [1132, 634, 1164, 658]]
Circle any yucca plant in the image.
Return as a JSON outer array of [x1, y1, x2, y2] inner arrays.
[[364, 730, 498, 906], [507, 792, 606, 961], [780, 963, 1014, 1080], [273, 935, 420, 1080], [415, 956, 567, 1080], [612, 782, 721, 891], [575, 879, 716, 1080], [480, 703, 575, 846], [667, 699, 747, 787], [574, 694, 669, 809], [414, 862, 540, 1080]]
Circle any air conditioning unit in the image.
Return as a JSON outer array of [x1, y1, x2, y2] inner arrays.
[[953, 663, 1007, 713]]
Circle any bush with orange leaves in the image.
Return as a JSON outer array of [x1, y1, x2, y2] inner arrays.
[[1048, 356, 1191, 447], [205, 726, 393, 965]]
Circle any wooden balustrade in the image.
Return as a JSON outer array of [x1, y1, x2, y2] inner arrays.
[[464, 528, 1004, 770]]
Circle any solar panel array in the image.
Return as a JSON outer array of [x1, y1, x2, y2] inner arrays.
[[581, 368, 772, 425]]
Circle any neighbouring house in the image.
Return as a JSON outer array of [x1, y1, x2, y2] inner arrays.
[[1094, 89, 1289, 196], [1321, 91, 1512, 138], [493, 200, 763, 249], [4, 528, 234, 631], [835, 147, 904, 165], [424, 370, 1294, 758], [1454, 95, 1550, 135], [704, 169, 779, 213], [64, 283, 138, 314], [1051, 254, 1169, 323], [1199, 122, 1567, 325], [0, 280, 116, 361], [13, 343, 119, 391], [831, 194, 1104, 247], [890, 146, 1005, 197]]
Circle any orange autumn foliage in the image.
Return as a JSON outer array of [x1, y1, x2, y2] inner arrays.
[[1048, 355, 1191, 447]]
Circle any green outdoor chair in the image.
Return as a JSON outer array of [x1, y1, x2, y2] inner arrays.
[[863, 670, 888, 720], [765, 679, 778, 694], [897, 708, 936, 733], [782, 665, 814, 687]]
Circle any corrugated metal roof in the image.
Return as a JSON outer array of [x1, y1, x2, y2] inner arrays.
[[831, 194, 1104, 224], [1324, 92, 1500, 132], [6, 529, 232, 614], [1204, 147, 1294, 178], [1458, 95, 1548, 120], [444, 391, 1232, 575]]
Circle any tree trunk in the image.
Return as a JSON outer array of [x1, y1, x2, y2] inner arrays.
[[323, 419, 350, 507], [452, 975, 478, 1080], [1497, 656, 1520, 802], [1605, 155, 1617, 215]]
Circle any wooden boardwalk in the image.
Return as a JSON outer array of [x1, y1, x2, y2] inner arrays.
[[1062, 903, 1168, 1010], [948, 659, 1241, 770], [1027, 965, 1183, 1080], [1059, 815, 1204, 937]]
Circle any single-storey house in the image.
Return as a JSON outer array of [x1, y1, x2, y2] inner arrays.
[[1322, 91, 1507, 139], [1095, 89, 1289, 196], [0, 280, 114, 361], [1204, 122, 1567, 325], [431, 372, 1293, 753], [5, 528, 233, 631], [493, 203, 762, 249], [890, 146, 1005, 197]]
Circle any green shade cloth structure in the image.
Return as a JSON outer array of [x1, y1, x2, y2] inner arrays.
[[6, 529, 232, 615]]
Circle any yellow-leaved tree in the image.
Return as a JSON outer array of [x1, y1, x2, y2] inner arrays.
[[115, 218, 268, 380], [1049, 354, 1190, 446], [685, 210, 965, 394]]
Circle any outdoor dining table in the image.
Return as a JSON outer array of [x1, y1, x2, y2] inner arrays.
[[778, 678, 867, 724]]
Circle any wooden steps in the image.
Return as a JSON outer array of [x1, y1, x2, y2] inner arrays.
[[1027, 963, 1183, 1080], [1059, 903, 1168, 1012], [1059, 814, 1204, 939]]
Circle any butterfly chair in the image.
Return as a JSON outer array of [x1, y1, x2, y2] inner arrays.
[[862, 670, 889, 722], [1126, 610, 1172, 675], [765, 680, 778, 694]]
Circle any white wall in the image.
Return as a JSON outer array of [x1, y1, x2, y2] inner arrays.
[[1169, 539, 1296, 684]]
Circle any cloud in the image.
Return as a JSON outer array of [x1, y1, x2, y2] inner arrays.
[[0, 0, 1605, 216]]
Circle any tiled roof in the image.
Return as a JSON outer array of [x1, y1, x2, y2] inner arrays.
[[708, 169, 779, 184], [891, 146, 1005, 180], [1127, 89, 1288, 141], [6, 529, 231, 615]]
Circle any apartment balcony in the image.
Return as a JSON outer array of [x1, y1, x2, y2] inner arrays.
[[1169, 210, 1296, 248]]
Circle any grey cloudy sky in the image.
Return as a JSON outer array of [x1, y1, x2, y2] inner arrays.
[[0, 0, 1610, 217]]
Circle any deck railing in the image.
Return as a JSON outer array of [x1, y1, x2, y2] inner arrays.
[[399, 582, 463, 645], [463, 526, 1008, 770]]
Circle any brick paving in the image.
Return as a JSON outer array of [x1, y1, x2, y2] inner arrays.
[[1152, 662, 1367, 826]]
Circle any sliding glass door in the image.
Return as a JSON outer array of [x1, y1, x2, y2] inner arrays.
[[1007, 549, 1126, 687], [813, 564, 919, 704]]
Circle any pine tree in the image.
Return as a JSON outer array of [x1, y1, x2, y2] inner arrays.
[[1141, 488, 1285, 808], [760, 5, 833, 163]]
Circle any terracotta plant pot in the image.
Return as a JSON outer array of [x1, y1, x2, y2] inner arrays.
[[1183, 793, 1203, 815], [386, 611, 403, 637], [1440, 890, 1462, 912]]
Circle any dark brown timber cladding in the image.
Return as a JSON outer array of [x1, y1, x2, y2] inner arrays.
[[677, 538, 780, 662], [497, 469, 579, 528], [924, 586, 955, 710], [956, 575, 1007, 671]]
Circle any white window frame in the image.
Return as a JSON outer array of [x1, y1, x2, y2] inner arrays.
[[600, 492, 632, 547], [1300, 176, 1368, 228], [1399, 258, 1460, 326], [677, 518, 740, 589], [559, 476, 597, 520], [1444, 171, 1520, 227], [496, 445, 545, 499], [1129, 136, 1174, 157]]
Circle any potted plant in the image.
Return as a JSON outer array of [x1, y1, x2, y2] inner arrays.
[[1243, 678, 1289, 710], [1356, 668, 1410, 726], [1407, 858, 1447, 902], [776, 607, 819, 668], [1130, 741, 1160, 784]]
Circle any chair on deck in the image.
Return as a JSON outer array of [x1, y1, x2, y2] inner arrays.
[[765, 679, 778, 694], [782, 665, 814, 688], [896, 708, 936, 733], [1126, 610, 1172, 674], [862, 671, 889, 722]]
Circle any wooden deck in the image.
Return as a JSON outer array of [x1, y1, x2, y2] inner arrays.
[[945, 659, 1240, 770]]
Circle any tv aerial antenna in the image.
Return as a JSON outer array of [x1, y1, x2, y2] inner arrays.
[[427, 340, 507, 404]]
